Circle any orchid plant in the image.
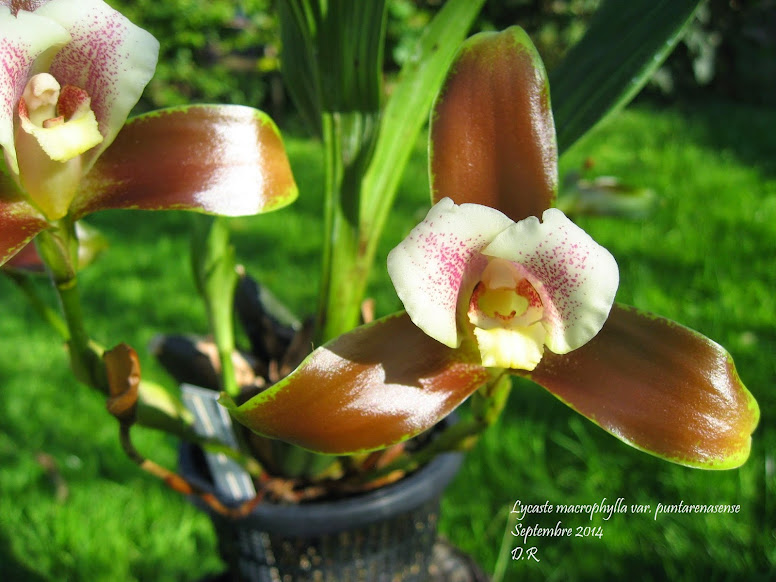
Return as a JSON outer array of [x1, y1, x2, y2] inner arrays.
[[221, 21, 759, 474], [1, 0, 760, 519]]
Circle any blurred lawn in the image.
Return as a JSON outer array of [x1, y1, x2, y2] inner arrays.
[[1, 98, 774, 581]]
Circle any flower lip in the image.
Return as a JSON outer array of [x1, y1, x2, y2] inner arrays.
[[14, 73, 104, 220]]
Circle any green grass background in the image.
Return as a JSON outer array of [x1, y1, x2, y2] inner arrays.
[[1, 99, 774, 580]]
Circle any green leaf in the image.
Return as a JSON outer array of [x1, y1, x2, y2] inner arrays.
[[305, 0, 484, 343], [360, 0, 485, 228], [278, 0, 387, 135], [550, 0, 701, 154], [323, 0, 484, 341], [515, 304, 760, 469], [221, 312, 490, 454], [277, 0, 322, 135], [316, 0, 386, 112]]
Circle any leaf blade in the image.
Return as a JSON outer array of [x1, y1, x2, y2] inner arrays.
[[360, 0, 486, 228], [551, 0, 701, 154]]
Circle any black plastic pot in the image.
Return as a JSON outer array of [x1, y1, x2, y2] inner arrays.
[[179, 443, 463, 582]]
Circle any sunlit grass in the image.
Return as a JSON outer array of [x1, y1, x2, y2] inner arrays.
[[1, 99, 773, 580]]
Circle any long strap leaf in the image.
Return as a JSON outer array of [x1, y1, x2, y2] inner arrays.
[[550, 0, 701, 154], [278, 0, 386, 135], [360, 0, 486, 242]]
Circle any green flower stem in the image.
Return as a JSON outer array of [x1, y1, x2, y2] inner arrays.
[[207, 266, 239, 399], [56, 277, 108, 391], [217, 345, 238, 397], [27, 223, 202, 439], [36, 222, 108, 393], [190, 216, 241, 398], [470, 370, 513, 427]]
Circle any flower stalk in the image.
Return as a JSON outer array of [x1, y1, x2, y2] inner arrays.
[[36, 221, 107, 392], [191, 216, 241, 398]]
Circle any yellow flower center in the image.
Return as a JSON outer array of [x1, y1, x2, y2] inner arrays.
[[20, 73, 103, 162], [469, 258, 542, 326], [476, 287, 528, 320], [15, 73, 104, 220], [467, 257, 547, 370]]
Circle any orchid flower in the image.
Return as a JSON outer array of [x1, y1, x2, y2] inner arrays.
[[223, 27, 757, 470], [0, 0, 297, 401], [0, 0, 297, 267], [387, 199, 619, 370]]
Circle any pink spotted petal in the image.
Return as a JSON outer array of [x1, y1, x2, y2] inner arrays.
[[35, 0, 159, 170], [0, 6, 70, 173], [388, 197, 513, 348], [482, 208, 618, 354], [0, 2, 51, 14]]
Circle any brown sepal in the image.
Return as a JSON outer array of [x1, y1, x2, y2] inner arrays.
[[430, 27, 557, 222], [516, 304, 759, 469], [224, 312, 491, 455], [74, 105, 297, 219]]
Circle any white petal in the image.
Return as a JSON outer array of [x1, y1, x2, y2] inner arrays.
[[0, 6, 70, 173], [482, 208, 619, 353], [36, 0, 159, 170], [388, 197, 513, 348]]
